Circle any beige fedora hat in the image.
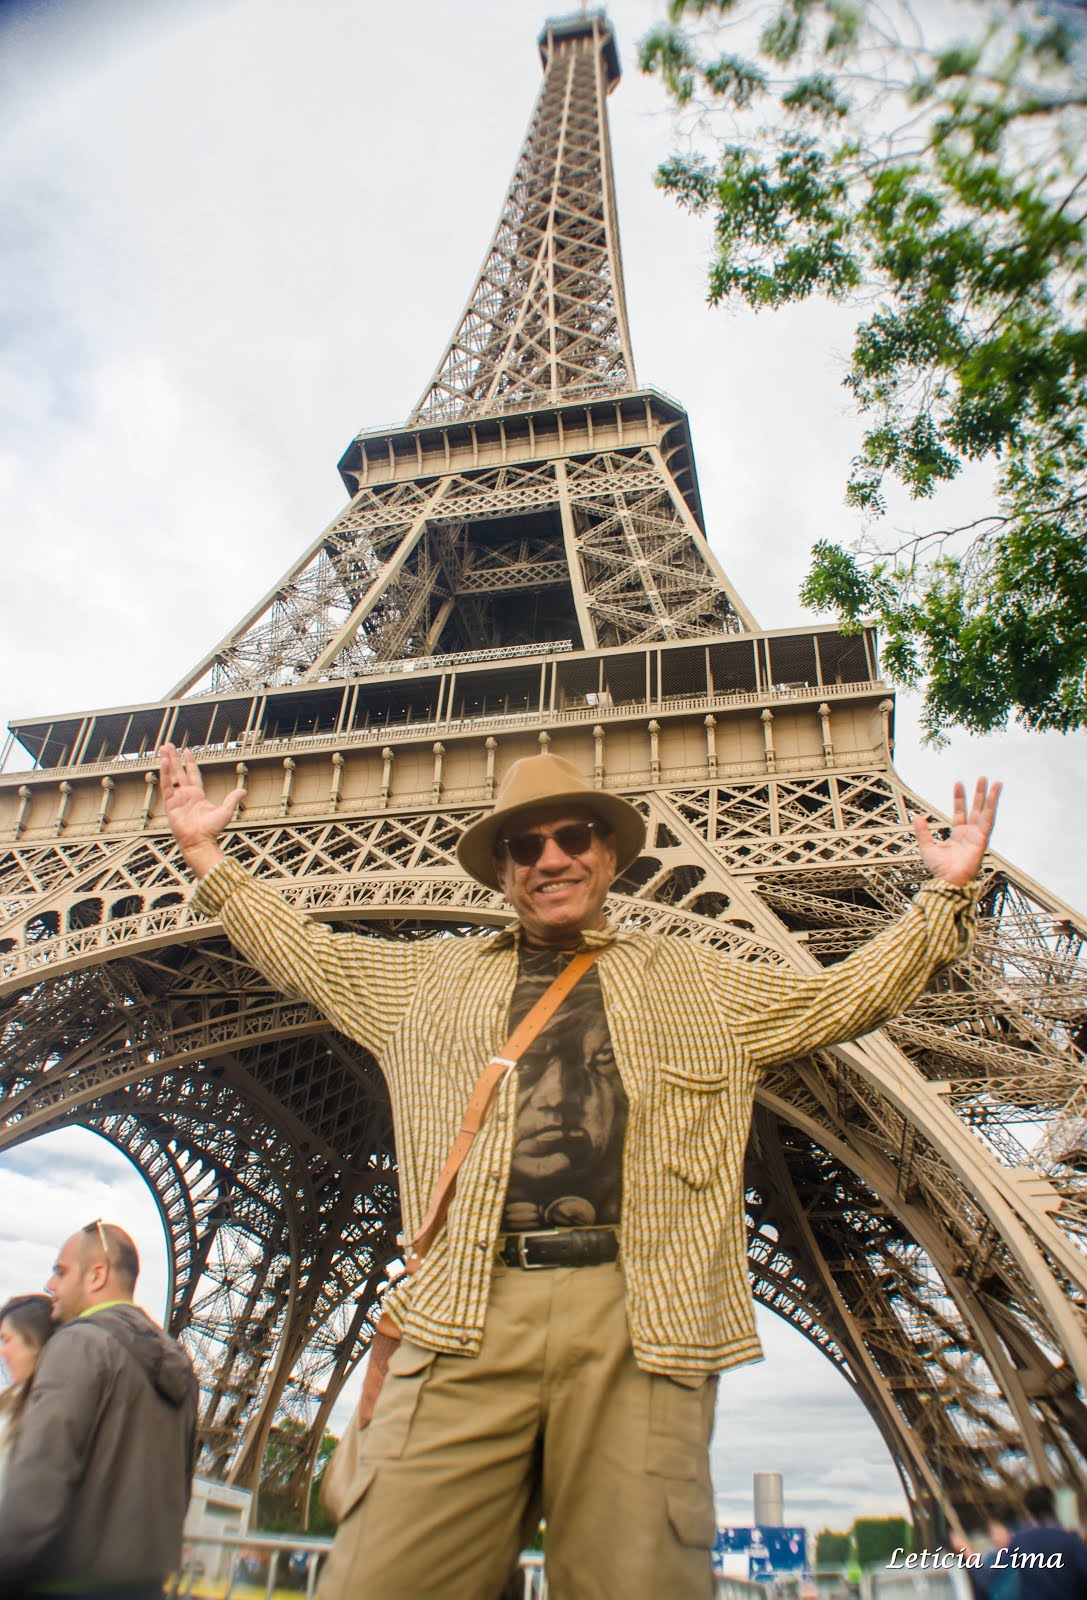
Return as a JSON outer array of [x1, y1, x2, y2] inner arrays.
[[456, 753, 646, 891]]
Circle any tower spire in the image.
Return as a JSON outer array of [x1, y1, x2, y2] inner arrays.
[[166, 8, 750, 700], [411, 12, 635, 423]]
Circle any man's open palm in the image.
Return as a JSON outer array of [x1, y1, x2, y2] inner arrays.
[[913, 779, 1001, 887], [159, 743, 245, 876]]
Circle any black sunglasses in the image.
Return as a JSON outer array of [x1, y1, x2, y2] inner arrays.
[[497, 820, 608, 868]]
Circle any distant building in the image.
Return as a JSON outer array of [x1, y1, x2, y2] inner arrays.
[[755, 1471, 785, 1526]]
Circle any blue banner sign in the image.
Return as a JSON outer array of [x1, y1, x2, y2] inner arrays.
[[715, 1525, 808, 1580]]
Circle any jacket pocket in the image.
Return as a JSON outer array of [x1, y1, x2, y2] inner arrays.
[[657, 1066, 727, 1188]]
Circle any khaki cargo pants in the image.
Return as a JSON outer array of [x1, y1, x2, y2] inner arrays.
[[318, 1259, 717, 1600]]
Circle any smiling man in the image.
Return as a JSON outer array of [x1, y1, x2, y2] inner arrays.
[[459, 778, 636, 1239], [159, 744, 999, 1600]]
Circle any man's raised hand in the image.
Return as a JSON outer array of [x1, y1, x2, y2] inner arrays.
[[913, 778, 1001, 888], [159, 743, 246, 880]]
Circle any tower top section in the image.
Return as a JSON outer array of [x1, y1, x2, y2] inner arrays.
[[407, 8, 635, 426], [538, 11, 621, 84], [154, 9, 752, 705]]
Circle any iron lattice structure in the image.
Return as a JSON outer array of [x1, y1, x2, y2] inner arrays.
[[2, 13, 1087, 1531]]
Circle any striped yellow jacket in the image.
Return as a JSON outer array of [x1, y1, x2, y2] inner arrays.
[[192, 859, 976, 1378]]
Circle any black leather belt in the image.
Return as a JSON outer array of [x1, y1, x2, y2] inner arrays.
[[497, 1226, 620, 1270]]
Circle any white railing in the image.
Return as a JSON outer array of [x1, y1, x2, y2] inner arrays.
[[715, 1577, 773, 1600], [868, 1564, 973, 1600], [172, 1530, 327, 1599], [169, 1534, 769, 1599], [170, 1533, 550, 1598], [2, 679, 889, 784]]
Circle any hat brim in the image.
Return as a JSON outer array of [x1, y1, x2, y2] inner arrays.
[[456, 788, 646, 892]]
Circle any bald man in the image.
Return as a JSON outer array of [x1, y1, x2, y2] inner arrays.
[[0, 1221, 199, 1599]]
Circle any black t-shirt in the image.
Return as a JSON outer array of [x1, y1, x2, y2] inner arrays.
[[501, 945, 628, 1232]]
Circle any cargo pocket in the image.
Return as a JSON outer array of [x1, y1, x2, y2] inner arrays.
[[658, 1067, 728, 1188], [362, 1337, 438, 1463], [645, 1371, 718, 1480], [317, 1459, 380, 1599], [666, 1479, 717, 1550], [327, 1459, 378, 1527]]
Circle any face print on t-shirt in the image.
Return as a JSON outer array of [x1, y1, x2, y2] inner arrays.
[[502, 947, 628, 1232]]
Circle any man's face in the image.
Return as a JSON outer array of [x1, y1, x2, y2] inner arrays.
[[46, 1234, 98, 1324], [495, 804, 617, 946]]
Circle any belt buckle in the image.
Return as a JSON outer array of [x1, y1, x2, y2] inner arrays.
[[516, 1228, 565, 1270]]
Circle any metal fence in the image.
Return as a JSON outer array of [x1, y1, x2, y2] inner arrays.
[[171, 1534, 777, 1598], [171, 1534, 551, 1598], [716, 1579, 774, 1600], [868, 1564, 973, 1600], [172, 1531, 326, 1598]]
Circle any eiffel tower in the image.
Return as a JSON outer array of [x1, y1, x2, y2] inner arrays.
[[2, 10, 1087, 1532]]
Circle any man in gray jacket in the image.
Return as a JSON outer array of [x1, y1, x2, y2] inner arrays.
[[0, 1221, 199, 1599]]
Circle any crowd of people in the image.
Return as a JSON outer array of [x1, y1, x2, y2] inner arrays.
[[957, 1486, 1087, 1600], [0, 1221, 197, 1599]]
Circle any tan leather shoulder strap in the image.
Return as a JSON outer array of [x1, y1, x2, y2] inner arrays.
[[404, 946, 601, 1271]]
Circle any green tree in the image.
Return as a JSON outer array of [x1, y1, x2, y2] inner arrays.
[[307, 1431, 340, 1536], [642, 0, 1087, 738], [258, 1422, 339, 1533], [853, 1515, 912, 1566], [815, 1528, 852, 1566]]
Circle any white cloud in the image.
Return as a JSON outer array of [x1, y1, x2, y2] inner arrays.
[[711, 1308, 908, 1532], [0, 1129, 170, 1327]]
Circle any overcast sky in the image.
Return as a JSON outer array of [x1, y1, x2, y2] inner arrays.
[[1, 0, 1082, 1536]]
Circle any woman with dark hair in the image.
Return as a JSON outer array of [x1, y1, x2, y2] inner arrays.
[[0, 1293, 55, 1493]]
